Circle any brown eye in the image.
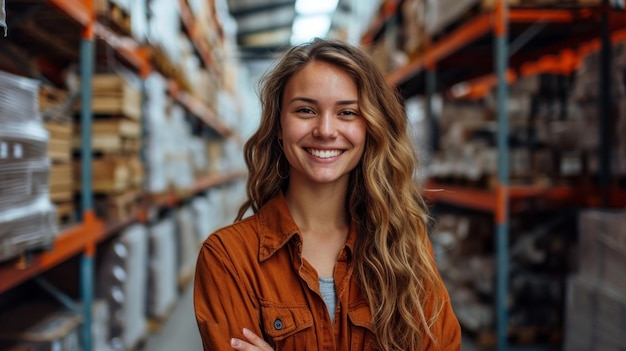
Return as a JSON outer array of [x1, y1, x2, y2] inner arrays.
[[296, 107, 314, 114]]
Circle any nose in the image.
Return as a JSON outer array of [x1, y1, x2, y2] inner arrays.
[[313, 113, 338, 139]]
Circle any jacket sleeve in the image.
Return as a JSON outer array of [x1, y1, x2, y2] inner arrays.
[[194, 237, 260, 351], [425, 239, 462, 351], [429, 282, 462, 351]]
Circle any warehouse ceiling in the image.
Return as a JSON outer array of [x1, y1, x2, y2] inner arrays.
[[225, 0, 351, 59]]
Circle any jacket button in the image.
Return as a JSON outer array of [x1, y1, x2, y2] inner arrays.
[[273, 318, 283, 330]]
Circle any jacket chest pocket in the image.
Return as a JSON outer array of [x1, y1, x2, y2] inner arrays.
[[260, 300, 314, 350], [348, 303, 378, 350]]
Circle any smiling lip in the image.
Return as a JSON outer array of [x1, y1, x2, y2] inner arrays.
[[306, 148, 344, 159]]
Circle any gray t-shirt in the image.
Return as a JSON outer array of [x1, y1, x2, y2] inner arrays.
[[319, 277, 337, 324]]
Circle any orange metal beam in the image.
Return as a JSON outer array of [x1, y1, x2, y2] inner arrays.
[[425, 181, 576, 213], [193, 171, 247, 194], [425, 183, 497, 213], [178, 0, 220, 77], [508, 8, 580, 23], [168, 80, 235, 138], [0, 218, 104, 294], [360, 0, 400, 45], [47, 0, 90, 27], [387, 13, 493, 86], [94, 23, 150, 72]]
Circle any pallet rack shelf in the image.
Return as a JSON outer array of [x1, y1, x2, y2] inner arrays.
[[425, 181, 575, 214], [0, 1, 244, 350], [365, 1, 626, 350]]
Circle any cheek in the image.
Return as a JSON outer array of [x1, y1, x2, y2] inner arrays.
[[348, 122, 368, 150]]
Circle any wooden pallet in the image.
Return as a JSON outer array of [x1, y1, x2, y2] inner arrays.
[[94, 190, 142, 222], [75, 74, 142, 120], [54, 201, 76, 227], [73, 117, 142, 155], [39, 85, 72, 122], [45, 121, 73, 163], [96, 1, 131, 37], [49, 163, 73, 203]]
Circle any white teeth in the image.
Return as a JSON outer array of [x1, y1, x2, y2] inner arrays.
[[308, 149, 342, 159]]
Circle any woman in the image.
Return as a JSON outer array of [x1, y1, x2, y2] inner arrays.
[[194, 38, 461, 351]]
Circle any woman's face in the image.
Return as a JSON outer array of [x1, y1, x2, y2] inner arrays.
[[278, 60, 367, 189]]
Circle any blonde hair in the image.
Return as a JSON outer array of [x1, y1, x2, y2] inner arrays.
[[236, 38, 444, 351]]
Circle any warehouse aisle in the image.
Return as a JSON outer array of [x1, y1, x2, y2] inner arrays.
[[144, 280, 203, 351]]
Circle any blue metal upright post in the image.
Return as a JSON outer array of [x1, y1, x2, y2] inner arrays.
[[80, 1, 96, 349], [494, 1, 510, 350]]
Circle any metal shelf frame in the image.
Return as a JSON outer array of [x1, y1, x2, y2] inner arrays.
[[376, 1, 626, 350], [0, 1, 243, 350]]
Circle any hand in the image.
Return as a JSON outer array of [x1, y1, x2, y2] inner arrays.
[[230, 328, 274, 351]]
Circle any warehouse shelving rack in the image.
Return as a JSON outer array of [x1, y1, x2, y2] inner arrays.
[[0, 1, 245, 350], [362, 1, 626, 350]]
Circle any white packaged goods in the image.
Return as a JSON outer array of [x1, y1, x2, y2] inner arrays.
[[577, 210, 626, 293], [0, 70, 41, 123], [176, 206, 200, 284], [93, 300, 113, 351], [148, 217, 178, 320], [98, 224, 148, 351], [0, 301, 82, 351], [130, 0, 148, 42], [190, 136, 209, 175], [0, 196, 57, 262], [424, 0, 478, 37], [165, 104, 194, 190], [564, 276, 626, 351], [144, 72, 168, 193], [148, 0, 181, 63], [0, 70, 57, 263], [191, 195, 213, 242], [0, 149, 50, 212]]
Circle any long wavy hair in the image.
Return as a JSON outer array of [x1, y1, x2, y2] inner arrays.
[[236, 38, 444, 351]]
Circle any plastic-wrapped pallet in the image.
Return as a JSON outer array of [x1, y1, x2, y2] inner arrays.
[[564, 276, 626, 351], [191, 195, 213, 242], [97, 224, 148, 351], [144, 72, 168, 193], [165, 104, 194, 191], [176, 205, 200, 287], [0, 301, 82, 351], [79, 299, 113, 351], [577, 209, 626, 294], [148, 216, 178, 320], [0, 70, 57, 262]]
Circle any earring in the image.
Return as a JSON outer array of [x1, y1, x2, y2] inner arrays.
[[276, 157, 289, 179]]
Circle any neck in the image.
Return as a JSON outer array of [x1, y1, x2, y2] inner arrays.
[[284, 180, 349, 235]]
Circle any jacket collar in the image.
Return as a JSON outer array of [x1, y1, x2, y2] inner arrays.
[[257, 191, 356, 262]]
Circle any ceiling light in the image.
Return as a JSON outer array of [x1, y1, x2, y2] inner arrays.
[[295, 0, 339, 15], [290, 15, 332, 45]]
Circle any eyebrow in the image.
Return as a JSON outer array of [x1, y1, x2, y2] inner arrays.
[[289, 97, 358, 106]]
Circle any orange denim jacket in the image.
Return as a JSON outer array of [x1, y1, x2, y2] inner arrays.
[[194, 192, 461, 350]]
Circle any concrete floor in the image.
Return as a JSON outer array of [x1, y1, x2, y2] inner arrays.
[[143, 281, 203, 351]]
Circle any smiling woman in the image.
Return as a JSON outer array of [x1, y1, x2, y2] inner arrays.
[[194, 38, 461, 351], [279, 60, 366, 188]]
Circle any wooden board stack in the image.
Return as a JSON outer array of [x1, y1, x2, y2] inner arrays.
[[74, 74, 143, 222]]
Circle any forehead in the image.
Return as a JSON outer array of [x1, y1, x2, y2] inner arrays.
[[282, 61, 358, 100]]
